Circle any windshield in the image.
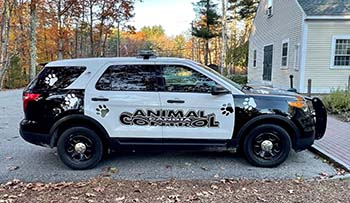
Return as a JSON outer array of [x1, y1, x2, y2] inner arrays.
[[194, 62, 243, 91]]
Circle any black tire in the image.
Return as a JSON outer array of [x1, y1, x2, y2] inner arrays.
[[243, 124, 291, 167], [57, 127, 103, 170]]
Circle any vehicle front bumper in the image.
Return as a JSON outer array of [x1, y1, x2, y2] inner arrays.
[[294, 130, 315, 151], [19, 119, 52, 147]]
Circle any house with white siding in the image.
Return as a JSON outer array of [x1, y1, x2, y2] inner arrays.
[[248, 0, 350, 93]]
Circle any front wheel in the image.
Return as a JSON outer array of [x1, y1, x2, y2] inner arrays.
[[243, 124, 291, 167], [57, 127, 103, 170]]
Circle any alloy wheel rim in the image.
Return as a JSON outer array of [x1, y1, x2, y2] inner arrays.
[[66, 135, 94, 162], [252, 132, 282, 160]]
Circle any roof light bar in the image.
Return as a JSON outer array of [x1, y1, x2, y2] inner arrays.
[[137, 50, 157, 60]]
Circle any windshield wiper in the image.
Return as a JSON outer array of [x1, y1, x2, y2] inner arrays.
[[241, 85, 253, 91]]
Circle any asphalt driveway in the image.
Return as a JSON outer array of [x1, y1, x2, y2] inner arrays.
[[0, 90, 336, 183]]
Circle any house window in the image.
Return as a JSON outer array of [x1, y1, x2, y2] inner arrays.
[[253, 50, 257, 67], [281, 40, 289, 68], [267, 0, 273, 16], [334, 38, 350, 67]]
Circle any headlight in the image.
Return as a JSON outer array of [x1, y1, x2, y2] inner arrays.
[[288, 96, 308, 112]]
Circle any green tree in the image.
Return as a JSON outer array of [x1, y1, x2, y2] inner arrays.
[[225, 0, 258, 74], [227, 0, 259, 20], [140, 25, 166, 51], [173, 35, 186, 57], [140, 25, 165, 39], [192, 0, 220, 65]]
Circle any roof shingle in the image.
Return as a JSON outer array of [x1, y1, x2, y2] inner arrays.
[[297, 0, 350, 16]]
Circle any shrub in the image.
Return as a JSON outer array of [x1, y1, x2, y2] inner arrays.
[[228, 74, 247, 85], [323, 89, 350, 121], [4, 55, 28, 89]]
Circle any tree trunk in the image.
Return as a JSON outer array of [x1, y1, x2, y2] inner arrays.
[[0, 0, 14, 89], [99, 1, 106, 56], [74, 23, 78, 58], [116, 21, 120, 57], [101, 30, 108, 57], [57, 0, 63, 60], [89, 0, 94, 57], [0, 0, 8, 65], [80, 2, 85, 57], [204, 0, 210, 65], [29, 0, 38, 81]]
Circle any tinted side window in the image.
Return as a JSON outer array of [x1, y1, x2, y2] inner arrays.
[[28, 66, 86, 91], [96, 65, 161, 91], [162, 65, 217, 93]]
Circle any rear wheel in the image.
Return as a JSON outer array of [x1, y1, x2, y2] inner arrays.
[[57, 127, 103, 170], [243, 124, 291, 167]]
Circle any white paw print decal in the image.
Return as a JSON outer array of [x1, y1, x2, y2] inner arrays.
[[45, 74, 58, 87], [64, 94, 79, 109], [243, 97, 257, 111], [96, 105, 109, 118]]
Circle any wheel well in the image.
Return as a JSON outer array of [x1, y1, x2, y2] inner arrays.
[[237, 118, 299, 150], [51, 117, 110, 150]]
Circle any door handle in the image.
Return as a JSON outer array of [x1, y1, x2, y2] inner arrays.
[[91, 97, 109, 102], [167, 100, 185, 104]]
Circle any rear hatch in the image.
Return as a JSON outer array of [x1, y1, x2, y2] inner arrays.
[[23, 66, 86, 118]]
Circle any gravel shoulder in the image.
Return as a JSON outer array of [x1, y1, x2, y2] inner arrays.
[[0, 90, 339, 183], [1, 177, 350, 202]]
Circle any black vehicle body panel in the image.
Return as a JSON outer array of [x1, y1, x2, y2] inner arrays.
[[231, 94, 317, 151]]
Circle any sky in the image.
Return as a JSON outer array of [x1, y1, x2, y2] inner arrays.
[[132, 0, 197, 37]]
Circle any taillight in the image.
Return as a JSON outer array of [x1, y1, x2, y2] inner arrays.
[[23, 93, 41, 112]]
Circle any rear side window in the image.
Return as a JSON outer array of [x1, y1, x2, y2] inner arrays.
[[28, 66, 86, 90], [96, 65, 162, 91]]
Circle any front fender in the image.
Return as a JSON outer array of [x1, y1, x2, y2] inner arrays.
[[234, 114, 301, 148]]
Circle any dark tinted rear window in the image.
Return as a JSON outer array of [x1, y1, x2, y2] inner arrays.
[[95, 65, 162, 91], [28, 66, 86, 91]]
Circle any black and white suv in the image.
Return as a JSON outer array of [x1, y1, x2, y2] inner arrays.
[[20, 53, 327, 170]]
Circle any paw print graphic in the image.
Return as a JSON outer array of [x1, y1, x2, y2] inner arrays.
[[96, 105, 109, 118], [45, 74, 58, 87], [243, 97, 257, 111], [221, 103, 234, 116], [64, 94, 79, 109]]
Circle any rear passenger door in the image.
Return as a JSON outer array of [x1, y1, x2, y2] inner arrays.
[[158, 64, 235, 140], [85, 64, 163, 138]]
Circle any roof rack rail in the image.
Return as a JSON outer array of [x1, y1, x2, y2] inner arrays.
[[137, 50, 157, 60]]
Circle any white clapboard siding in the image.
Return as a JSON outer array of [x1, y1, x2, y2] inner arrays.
[[304, 21, 350, 93], [249, 0, 304, 90]]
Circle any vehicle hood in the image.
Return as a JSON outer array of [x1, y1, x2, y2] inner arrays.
[[243, 86, 300, 97]]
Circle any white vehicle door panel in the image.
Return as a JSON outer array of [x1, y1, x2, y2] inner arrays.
[[85, 63, 162, 138], [158, 64, 235, 140], [159, 93, 234, 140]]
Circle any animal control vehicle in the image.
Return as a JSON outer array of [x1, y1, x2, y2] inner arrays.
[[20, 52, 327, 170]]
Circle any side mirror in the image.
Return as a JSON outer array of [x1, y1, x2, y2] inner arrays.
[[211, 85, 230, 96]]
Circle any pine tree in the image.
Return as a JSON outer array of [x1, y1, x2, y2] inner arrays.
[[192, 0, 220, 65], [227, 0, 259, 20]]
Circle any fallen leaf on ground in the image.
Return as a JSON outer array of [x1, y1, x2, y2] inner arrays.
[[7, 166, 19, 171], [85, 193, 96, 197], [115, 196, 125, 202]]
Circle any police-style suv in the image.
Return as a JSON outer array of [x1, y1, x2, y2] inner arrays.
[[20, 53, 327, 170]]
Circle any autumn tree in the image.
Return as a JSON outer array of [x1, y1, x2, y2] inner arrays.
[[0, 0, 16, 89], [225, 0, 258, 73], [192, 0, 220, 65], [29, 0, 38, 81]]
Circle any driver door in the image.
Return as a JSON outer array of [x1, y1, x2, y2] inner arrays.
[[158, 64, 235, 140]]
